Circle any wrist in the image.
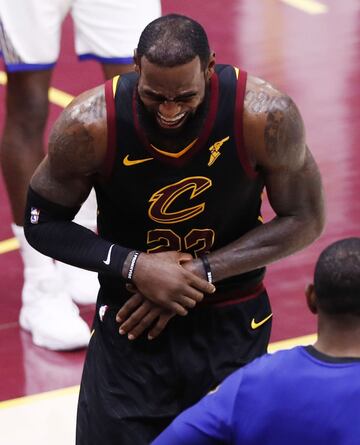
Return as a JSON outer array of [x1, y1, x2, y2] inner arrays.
[[122, 250, 141, 281], [200, 255, 213, 284]]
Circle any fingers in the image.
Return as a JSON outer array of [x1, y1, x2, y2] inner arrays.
[[169, 302, 188, 316], [119, 304, 175, 341], [177, 252, 193, 263], [181, 287, 204, 304], [116, 293, 143, 323], [118, 300, 156, 339], [148, 313, 174, 340], [180, 295, 198, 308], [188, 273, 216, 295], [174, 294, 200, 310], [125, 309, 163, 340], [116, 295, 187, 340]]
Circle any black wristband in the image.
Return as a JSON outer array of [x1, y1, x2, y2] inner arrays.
[[200, 255, 213, 284], [126, 251, 140, 282]]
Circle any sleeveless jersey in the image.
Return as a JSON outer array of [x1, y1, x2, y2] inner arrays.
[[95, 64, 265, 303]]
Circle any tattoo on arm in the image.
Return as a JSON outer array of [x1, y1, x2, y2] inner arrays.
[[48, 91, 106, 175], [245, 91, 289, 114], [90, 94, 106, 120], [49, 124, 97, 173], [264, 109, 285, 158], [263, 96, 304, 162]]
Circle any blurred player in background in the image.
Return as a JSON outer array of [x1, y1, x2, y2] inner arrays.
[[0, 0, 161, 350]]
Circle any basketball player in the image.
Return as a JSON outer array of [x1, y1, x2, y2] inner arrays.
[[152, 237, 360, 445], [0, 0, 161, 350], [24, 14, 325, 444]]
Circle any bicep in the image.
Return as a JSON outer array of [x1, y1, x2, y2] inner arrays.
[[264, 146, 324, 220], [30, 156, 93, 207], [257, 95, 323, 219]]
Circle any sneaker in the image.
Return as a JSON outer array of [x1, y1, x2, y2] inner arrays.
[[19, 276, 91, 351], [12, 223, 91, 350], [56, 261, 99, 305]]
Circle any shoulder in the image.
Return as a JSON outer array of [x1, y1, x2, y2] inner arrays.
[[48, 84, 107, 178], [211, 351, 296, 408], [241, 348, 305, 379], [243, 75, 306, 171]]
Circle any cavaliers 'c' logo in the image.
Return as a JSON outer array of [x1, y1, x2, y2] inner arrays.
[[148, 176, 212, 224]]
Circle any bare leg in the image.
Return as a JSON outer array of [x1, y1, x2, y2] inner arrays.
[[1, 70, 90, 350], [0, 70, 52, 225]]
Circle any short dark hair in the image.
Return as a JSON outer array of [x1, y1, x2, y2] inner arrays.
[[314, 238, 360, 315], [136, 14, 211, 69]]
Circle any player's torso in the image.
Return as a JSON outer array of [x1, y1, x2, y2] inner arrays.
[[95, 65, 265, 293]]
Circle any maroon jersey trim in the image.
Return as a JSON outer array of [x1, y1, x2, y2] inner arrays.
[[100, 79, 117, 178], [202, 282, 265, 307], [133, 72, 220, 168], [235, 70, 258, 179]]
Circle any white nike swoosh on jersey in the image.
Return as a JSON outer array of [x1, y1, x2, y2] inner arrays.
[[103, 244, 115, 265]]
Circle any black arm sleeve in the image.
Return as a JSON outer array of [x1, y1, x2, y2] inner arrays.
[[24, 187, 131, 276]]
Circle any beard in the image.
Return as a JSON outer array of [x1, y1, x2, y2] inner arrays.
[[136, 89, 210, 148]]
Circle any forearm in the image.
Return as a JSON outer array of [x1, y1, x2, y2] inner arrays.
[[206, 213, 323, 282], [24, 187, 131, 277]]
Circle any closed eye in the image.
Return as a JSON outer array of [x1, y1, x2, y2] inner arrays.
[[143, 90, 198, 102]]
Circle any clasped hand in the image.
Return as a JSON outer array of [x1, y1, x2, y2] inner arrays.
[[116, 251, 215, 340]]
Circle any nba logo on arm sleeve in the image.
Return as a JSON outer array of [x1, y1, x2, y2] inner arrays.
[[30, 207, 40, 224]]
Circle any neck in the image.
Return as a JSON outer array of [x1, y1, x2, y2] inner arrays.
[[314, 314, 360, 358]]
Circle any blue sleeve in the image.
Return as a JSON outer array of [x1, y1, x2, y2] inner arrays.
[[151, 370, 243, 445]]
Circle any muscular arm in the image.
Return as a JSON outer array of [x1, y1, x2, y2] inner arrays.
[[190, 76, 325, 281], [24, 86, 134, 275], [31, 85, 106, 206]]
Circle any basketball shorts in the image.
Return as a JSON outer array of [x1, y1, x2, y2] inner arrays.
[[0, 0, 161, 71], [76, 287, 272, 444]]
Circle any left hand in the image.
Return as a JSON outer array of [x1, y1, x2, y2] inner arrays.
[[116, 293, 176, 340]]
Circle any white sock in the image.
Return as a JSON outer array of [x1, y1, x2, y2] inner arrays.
[[12, 223, 55, 284]]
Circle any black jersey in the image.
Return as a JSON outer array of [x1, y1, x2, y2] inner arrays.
[[95, 64, 265, 303]]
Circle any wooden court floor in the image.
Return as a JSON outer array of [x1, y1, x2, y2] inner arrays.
[[0, 0, 359, 443]]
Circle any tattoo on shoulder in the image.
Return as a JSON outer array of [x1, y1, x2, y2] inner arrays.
[[245, 90, 289, 114], [90, 94, 106, 120], [49, 120, 97, 172], [263, 96, 304, 160]]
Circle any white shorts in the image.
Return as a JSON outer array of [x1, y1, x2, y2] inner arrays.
[[0, 0, 161, 71]]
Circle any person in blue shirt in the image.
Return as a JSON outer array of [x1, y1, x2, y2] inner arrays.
[[152, 237, 360, 445]]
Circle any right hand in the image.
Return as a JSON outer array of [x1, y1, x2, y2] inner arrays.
[[128, 251, 215, 315], [116, 293, 175, 340]]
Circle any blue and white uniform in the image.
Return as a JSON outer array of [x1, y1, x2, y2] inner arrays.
[[0, 0, 161, 71]]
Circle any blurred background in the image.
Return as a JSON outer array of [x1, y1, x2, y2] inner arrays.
[[0, 0, 359, 443]]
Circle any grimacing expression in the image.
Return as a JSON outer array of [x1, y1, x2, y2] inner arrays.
[[137, 56, 210, 131]]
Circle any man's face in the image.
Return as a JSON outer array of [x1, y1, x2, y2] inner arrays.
[[137, 56, 209, 132]]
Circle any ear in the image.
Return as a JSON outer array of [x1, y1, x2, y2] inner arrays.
[[306, 283, 318, 314], [205, 52, 216, 81], [134, 49, 140, 74]]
